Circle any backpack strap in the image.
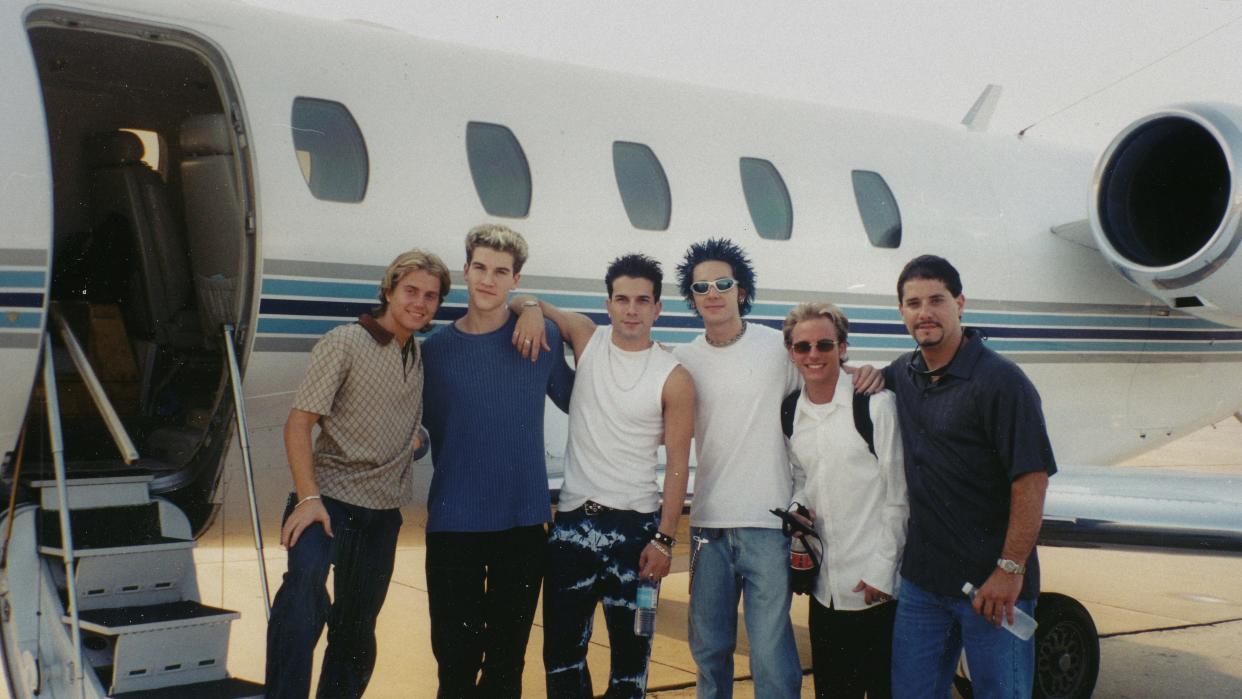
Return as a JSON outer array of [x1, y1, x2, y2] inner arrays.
[[852, 391, 876, 457], [780, 389, 801, 438], [784, 387, 875, 457]]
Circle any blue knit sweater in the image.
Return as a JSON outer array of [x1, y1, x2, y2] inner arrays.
[[421, 315, 574, 532]]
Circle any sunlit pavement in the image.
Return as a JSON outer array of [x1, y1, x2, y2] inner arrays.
[[195, 420, 1242, 697]]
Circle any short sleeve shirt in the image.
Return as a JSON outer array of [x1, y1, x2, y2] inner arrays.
[[292, 315, 422, 509], [885, 328, 1057, 598]]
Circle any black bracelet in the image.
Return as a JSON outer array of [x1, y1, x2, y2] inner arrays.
[[652, 531, 676, 548]]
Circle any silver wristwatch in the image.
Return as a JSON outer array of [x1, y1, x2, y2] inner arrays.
[[996, 558, 1026, 575]]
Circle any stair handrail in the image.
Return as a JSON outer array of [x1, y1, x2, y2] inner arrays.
[[49, 308, 140, 464], [41, 338, 87, 696], [223, 324, 271, 619]]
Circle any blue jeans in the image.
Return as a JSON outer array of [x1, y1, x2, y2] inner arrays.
[[891, 577, 1036, 699], [688, 527, 801, 699], [265, 495, 403, 699], [543, 508, 659, 699]]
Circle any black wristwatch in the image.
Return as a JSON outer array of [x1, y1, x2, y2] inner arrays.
[[652, 531, 677, 548]]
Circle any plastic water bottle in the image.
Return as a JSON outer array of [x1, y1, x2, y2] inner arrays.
[[633, 580, 660, 637], [962, 582, 1037, 640]]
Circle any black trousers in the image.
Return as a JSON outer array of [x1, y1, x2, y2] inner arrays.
[[426, 524, 547, 698], [809, 594, 897, 699]]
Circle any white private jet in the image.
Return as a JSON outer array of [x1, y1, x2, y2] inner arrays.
[[1, 1, 1241, 697]]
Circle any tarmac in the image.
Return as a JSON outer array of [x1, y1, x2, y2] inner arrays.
[[191, 418, 1242, 698]]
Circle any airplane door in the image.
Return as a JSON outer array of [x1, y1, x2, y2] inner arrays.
[[0, 18, 53, 459]]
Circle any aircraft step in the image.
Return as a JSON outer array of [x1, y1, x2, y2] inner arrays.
[[38, 501, 165, 548], [70, 600, 239, 635], [29, 472, 153, 510], [40, 537, 194, 558], [111, 676, 265, 698], [68, 601, 239, 694]]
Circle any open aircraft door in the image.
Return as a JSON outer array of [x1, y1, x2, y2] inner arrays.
[[0, 10, 53, 460]]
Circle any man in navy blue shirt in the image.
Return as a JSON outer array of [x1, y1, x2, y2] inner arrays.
[[421, 224, 574, 698], [885, 255, 1056, 698]]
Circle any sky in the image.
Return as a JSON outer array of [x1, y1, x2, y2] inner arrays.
[[239, 1, 1242, 151]]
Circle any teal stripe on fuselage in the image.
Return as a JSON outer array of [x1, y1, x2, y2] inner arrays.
[[261, 278, 378, 299], [257, 317, 353, 336], [0, 270, 46, 288], [260, 275, 1223, 331], [985, 339, 1242, 353], [0, 312, 43, 329]]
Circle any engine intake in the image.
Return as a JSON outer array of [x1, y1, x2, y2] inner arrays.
[[1090, 104, 1242, 325]]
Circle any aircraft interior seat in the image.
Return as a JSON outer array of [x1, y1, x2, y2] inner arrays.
[[85, 130, 199, 350], [179, 113, 241, 339]]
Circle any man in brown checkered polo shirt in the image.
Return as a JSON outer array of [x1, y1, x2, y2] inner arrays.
[[265, 249, 451, 699]]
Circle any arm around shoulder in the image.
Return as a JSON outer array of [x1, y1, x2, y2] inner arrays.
[[511, 294, 595, 362]]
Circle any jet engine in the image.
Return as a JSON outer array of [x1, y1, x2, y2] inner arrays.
[[1090, 104, 1242, 326]]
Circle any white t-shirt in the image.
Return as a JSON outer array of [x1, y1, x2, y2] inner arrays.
[[559, 326, 681, 513], [789, 374, 908, 611], [674, 323, 799, 528]]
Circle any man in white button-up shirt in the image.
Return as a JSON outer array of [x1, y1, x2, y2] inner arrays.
[[783, 302, 908, 699]]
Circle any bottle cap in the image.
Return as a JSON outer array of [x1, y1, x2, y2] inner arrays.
[[961, 582, 974, 595]]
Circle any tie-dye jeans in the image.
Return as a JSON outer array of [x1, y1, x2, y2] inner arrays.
[[543, 506, 660, 698]]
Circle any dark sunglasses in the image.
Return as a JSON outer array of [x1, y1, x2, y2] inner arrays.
[[790, 339, 840, 354], [690, 277, 737, 295]]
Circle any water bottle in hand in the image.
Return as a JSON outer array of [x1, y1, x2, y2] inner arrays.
[[962, 582, 1037, 640], [633, 580, 660, 637]]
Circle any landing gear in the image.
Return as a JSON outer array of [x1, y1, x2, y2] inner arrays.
[[953, 593, 1100, 699], [1034, 593, 1099, 699]]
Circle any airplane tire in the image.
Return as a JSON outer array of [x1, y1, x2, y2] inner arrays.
[[1034, 593, 1100, 699], [952, 593, 1099, 699]]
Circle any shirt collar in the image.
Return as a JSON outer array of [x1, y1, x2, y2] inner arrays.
[[357, 313, 394, 346], [797, 371, 852, 416], [909, 327, 984, 381]]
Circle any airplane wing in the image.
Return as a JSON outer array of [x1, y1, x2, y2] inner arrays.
[[1042, 465, 1242, 554]]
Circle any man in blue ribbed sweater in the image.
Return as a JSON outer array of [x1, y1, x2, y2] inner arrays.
[[420, 224, 574, 698]]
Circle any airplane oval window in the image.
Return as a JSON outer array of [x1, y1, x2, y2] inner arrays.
[[739, 157, 792, 240], [290, 97, 369, 203], [466, 121, 532, 218], [852, 170, 902, 248], [613, 141, 671, 231]]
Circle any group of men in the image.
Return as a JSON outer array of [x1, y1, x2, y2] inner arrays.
[[262, 223, 1056, 699]]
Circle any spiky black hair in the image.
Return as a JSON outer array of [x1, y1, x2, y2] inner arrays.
[[676, 238, 756, 317]]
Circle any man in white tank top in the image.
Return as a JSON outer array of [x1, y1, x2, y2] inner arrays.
[[510, 253, 695, 699]]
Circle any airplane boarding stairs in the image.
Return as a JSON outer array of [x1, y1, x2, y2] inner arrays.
[[0, 317, 264, 697], [0, 475, 262, 697]]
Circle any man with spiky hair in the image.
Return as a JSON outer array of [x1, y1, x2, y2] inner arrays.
[[420, 224, 575, 698], [267, 248, 450, 699], [509, 252, 695, 698], [672, 239, 883, 697], [670, 238, 803, 698]]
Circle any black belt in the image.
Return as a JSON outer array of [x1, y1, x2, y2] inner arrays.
[[582, 500, 618, 516]]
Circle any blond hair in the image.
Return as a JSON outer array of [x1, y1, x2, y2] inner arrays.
[[377, 248, 452, 314], [465, 223, 529, 273], [782, 302, 850, 363]]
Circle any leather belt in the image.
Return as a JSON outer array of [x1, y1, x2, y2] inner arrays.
[[582, 500, 617, 516]]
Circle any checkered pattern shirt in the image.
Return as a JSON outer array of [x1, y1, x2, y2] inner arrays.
[[292, 315, 422, 509]]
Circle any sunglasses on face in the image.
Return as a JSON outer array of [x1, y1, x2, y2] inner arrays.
[[690, 277, 738, 295], [790, 339, 840, 354]]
